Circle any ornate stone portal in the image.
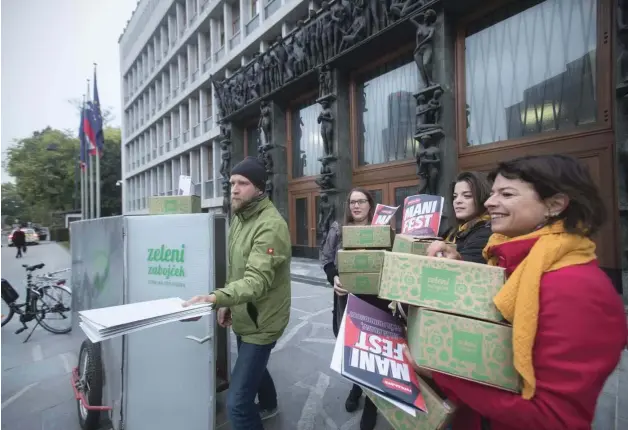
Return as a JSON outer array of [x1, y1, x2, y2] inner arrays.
[[411, 8, 442, 195], [211, 0, 435, 118]]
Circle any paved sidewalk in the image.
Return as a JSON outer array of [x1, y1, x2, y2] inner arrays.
[[290, 256, 628, 429]]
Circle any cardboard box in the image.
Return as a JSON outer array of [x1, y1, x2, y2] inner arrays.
[[337, 250, 385, 273], [149, 196, 202, 215], [338, 272, 380, 295], [365, 375, 456, 430], [407, 308, 521, 393], [342, 225, 395, 249], [393, 234, 439, 256], [378, 252, 506, 322]]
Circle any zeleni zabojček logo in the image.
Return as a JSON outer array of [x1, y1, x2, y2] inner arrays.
[[147, 244, 185, 280]]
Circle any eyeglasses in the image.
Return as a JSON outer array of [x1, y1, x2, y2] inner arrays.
[[349, 199, 369, 206]]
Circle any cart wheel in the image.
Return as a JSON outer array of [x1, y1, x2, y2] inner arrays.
[[77, 340, 104, 430]]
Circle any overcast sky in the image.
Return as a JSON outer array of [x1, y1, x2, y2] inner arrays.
[[1, 0, 137, 182]]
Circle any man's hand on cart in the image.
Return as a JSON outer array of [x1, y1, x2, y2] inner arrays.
[[180, 294, 217, 322]]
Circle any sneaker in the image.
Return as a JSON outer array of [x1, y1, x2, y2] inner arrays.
[[345, 388, 362, 413], [259, 406, 279, 420]]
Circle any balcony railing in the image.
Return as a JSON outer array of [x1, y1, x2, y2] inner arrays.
[[194, 182, 201, 196], [172, 87, 178, 97], [246, 15, 259, 35], [159, 192, 165, 196], [183, 130, 189, 142], [203, 117, 213, 132], [167, 190, 173, 196], [200, 0, 209, 11], [166, 139, 172, 151], [214, 46, 225, 63], [192, 124, 200, 138], [204, 180, 214, 198], [189, 13, 197, 24], [203, 57, 211, 73], [158, 101, 162, 110], [229, 32, 241, 50], [181, 80, 187, 90], [192, 69, 199, 81], [165, 94, 170, 104], [153, 149, 157, 158], [173, 136, 180, 148]]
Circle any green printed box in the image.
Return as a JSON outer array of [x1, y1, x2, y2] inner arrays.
[[365, 375, 456, 430], [378, 252, 506, 322], [393, 234, 438, 256], [337, 250, 385, 273], [149, 196, 201, 214], [338, 272, 380, 295], [407, 308, 521, 393], [342, 225, 395, 249]]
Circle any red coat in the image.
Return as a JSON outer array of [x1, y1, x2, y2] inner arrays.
[[432, 238, 627, 430]]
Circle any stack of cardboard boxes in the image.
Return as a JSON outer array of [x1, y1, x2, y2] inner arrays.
[[338, 226, 521, 429], [337, 226, 395, 295]]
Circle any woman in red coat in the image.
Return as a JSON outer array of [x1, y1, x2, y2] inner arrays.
[[408, 154, 627, 430]]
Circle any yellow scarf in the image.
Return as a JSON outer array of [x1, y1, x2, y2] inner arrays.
[[445, 214, 491, 243], [483, 221, 597, 399]]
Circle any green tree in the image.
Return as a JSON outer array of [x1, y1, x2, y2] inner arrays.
[[2, 126, 122, 223], [1, 182, 28, 225]]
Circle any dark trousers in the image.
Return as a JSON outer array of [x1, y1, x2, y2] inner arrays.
[[226, 336, 277, 430], [15, 245, 24, 258]]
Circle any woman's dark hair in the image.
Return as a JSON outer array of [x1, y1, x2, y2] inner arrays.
[[488, 154, 606, 236], [450, 171, 492, 224], [343, 187, 376, 225]]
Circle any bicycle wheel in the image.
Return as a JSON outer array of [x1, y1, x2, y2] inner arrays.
[[1, 300, 14, 326], [33, 284, 72, 334]]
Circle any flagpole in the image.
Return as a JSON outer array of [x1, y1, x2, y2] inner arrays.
[[94, 63, 101, 218], [80, 94, 86, 220], [87, 78, 95, 219]]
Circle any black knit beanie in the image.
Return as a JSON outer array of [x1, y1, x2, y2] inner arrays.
[[230, 156, 267, 191]]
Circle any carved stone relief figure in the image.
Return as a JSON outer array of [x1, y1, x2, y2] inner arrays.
[[320, 2, 335, 61], [318, 193, 335, 238], [410, 9, 436, 88], [218, 123, 233, 212], [390, 0, 424, 19], [414, 88, 442, 135], [338, 5, 366, 52], [318, 100, 334, 156], [318, 65, 334, 98], [259, 100, 272, 146], [416, 136, 440, 195]]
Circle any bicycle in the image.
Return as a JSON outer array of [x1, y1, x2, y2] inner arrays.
[[1, 263, 72, 343]]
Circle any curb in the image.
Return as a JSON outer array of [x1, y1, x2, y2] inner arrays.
[[291, 274, 330, 287]]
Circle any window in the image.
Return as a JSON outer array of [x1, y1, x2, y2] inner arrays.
[[250, 0, 259, 17], [355, 56, 420, 166], [464, 0, 598, 147], [291, 99, 324, 178], [233, 14, 241, 34], [246, 126, 260, 157]]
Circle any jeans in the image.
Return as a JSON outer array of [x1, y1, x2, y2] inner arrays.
[[226, 336, 277, 430]]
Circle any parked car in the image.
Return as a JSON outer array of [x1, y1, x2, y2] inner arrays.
[[8, 228, 40, 246]]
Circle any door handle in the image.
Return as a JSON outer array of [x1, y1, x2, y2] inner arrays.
[[185, 334, 213, 344]]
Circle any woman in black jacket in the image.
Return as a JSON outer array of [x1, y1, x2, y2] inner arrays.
[[320, 187, 387, 430], [429, 171, 493, 263]]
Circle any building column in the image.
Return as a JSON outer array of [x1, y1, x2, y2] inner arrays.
[[265, 102, 288, 220], [411, 5, 457, 227], [314, 67, 351, 238]]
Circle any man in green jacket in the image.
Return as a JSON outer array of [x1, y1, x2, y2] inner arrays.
[[183, 156, 291, 430]]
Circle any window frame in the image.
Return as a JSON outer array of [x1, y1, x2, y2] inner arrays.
[[349, 43, 420, 174], [286, 89, 323, 183], [454, 0, 613, 156]]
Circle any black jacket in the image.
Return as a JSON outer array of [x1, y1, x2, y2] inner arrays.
[[444, 219, 492, 264], [12, 230, 26, 246]]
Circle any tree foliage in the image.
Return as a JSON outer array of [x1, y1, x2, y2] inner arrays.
[[2, 126, 122, 225]]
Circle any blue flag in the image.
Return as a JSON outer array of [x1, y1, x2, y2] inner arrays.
[[92, 67, 104, 156], [79, 104, 89, 170]]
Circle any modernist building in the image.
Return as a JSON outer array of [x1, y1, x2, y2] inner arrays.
[[120, 0, 628, 295]]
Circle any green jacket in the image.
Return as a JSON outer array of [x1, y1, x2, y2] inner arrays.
[[212, 196, 292, 345]]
